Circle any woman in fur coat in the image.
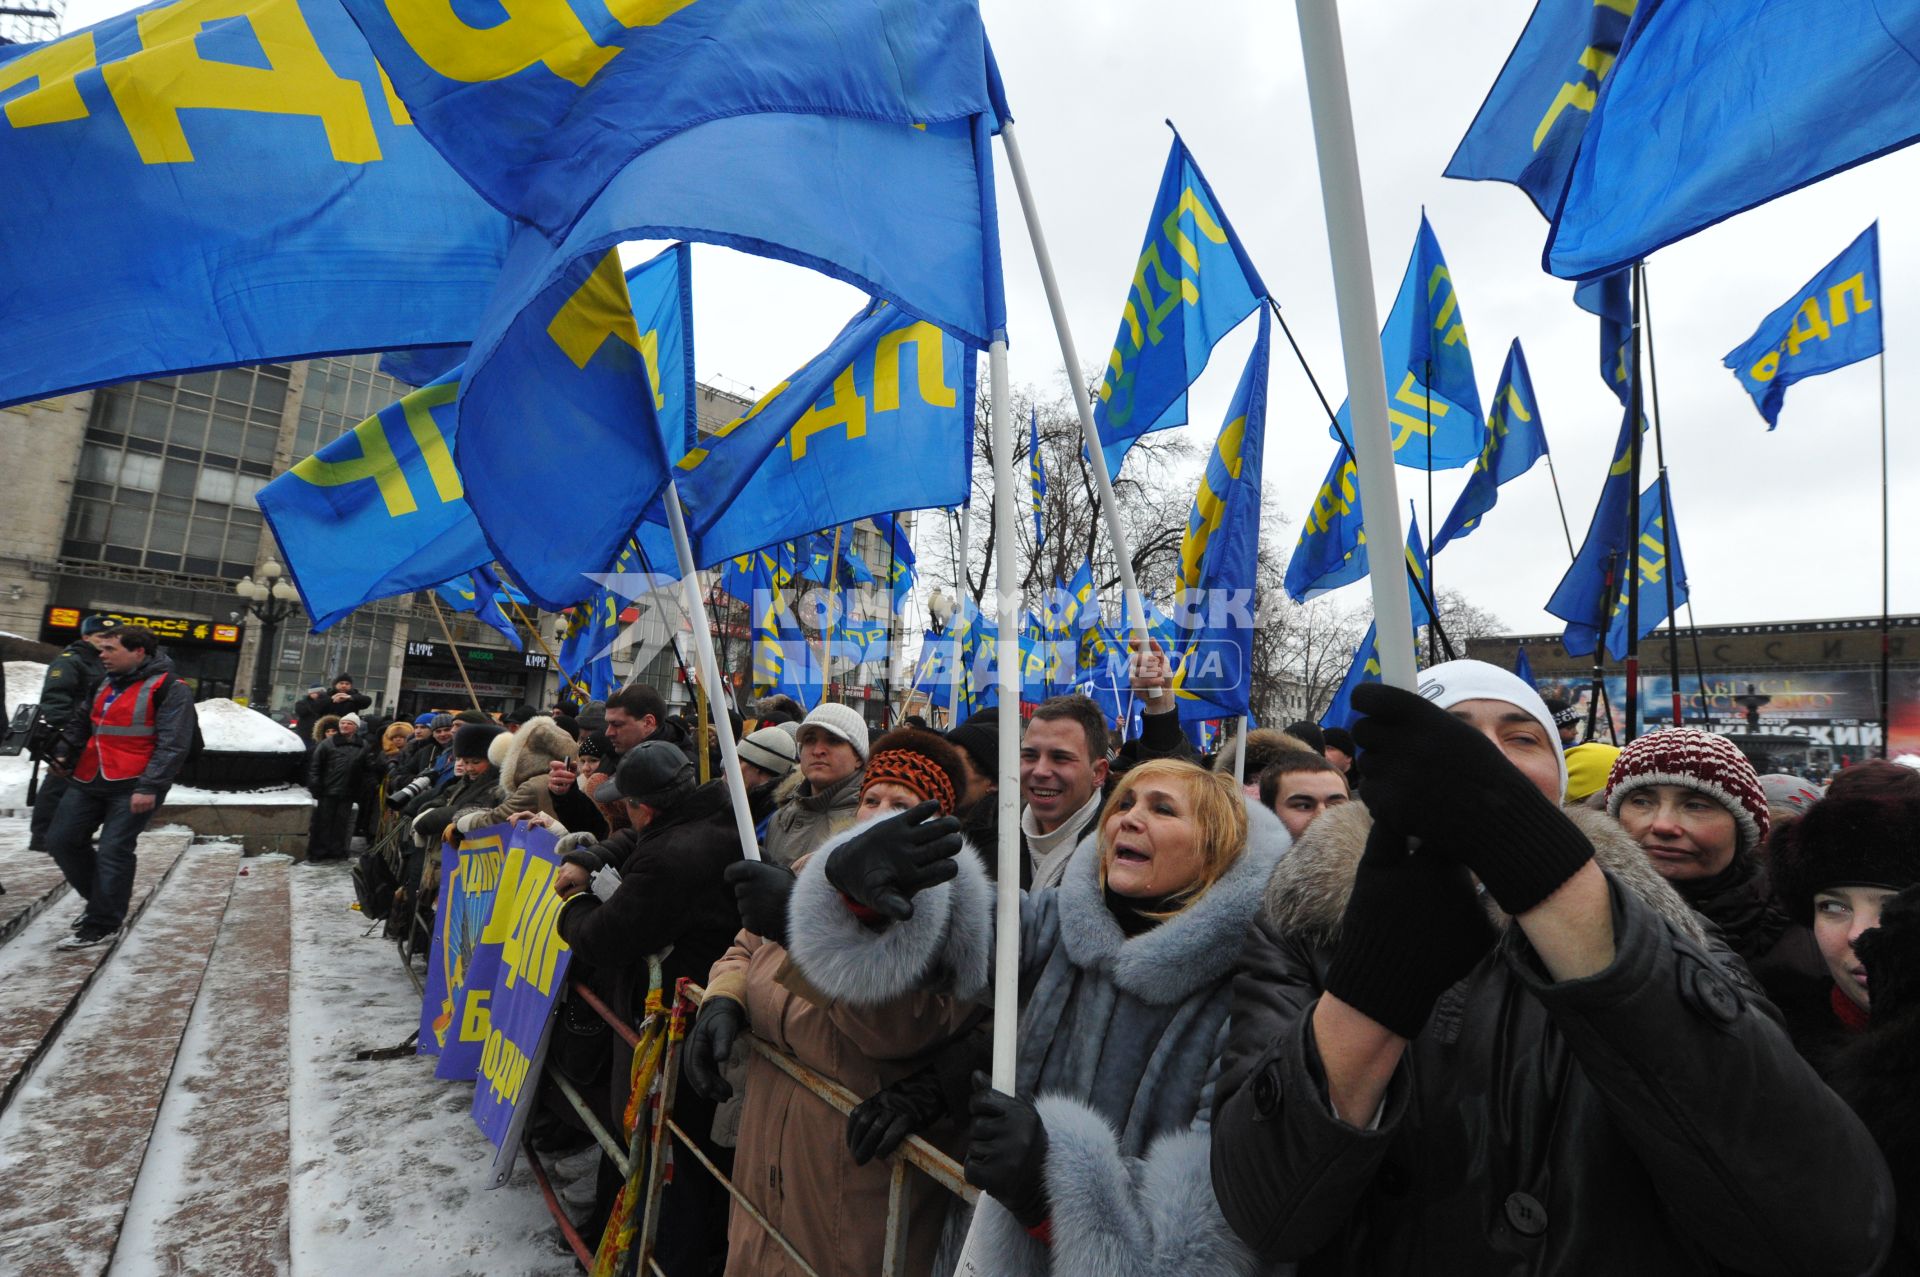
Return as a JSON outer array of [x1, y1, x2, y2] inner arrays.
[[778, 756, 1287, 1276], [1770, 786, 1920, 1272]]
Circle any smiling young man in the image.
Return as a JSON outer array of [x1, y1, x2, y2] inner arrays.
[[1212, 660, 1895, 1275]]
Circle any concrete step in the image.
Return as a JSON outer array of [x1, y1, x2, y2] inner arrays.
[[0, 848, 73, 948], [0, 843, 241, 1276], [0, 828, 192, 1114], [110, 857, 292, 1277]]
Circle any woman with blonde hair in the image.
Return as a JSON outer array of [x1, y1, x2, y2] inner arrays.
[[771, 756, 1287, 1275]]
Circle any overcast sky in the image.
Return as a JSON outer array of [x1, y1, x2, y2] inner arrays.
[[58, 0, 1920, 635]]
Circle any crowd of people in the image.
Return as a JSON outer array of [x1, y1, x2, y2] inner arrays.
[[18, 615, 1918, 1272]]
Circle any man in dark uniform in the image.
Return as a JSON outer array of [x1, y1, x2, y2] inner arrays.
[[29, 614, 111, 852]]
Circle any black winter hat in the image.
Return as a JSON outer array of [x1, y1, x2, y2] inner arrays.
[[597, 739, 695, 809], [1322, 727, 1356, 757], [453, 722, 505, 761], [1770, 791, 1920, 925], [1285, 721, 1327, 754], [504, 703, 539, 725], [944, 708, 1000, 784]]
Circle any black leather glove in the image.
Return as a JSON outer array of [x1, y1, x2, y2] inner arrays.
[[684, 996, 745, 1103], [1855, 883, 1920, 1019], [1323, 817, 1497, 1039], [847, 1063, 951, 1166], [1351, 682, 1592, 916], [725, 859, 796, 946], [964, 1072, 1049, 1229], [824, 800, 963, 922]]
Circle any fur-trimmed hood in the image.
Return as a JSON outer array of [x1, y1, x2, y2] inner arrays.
[[499, 715, 575, 793], [1263, 800, 1709, 948], [1054, 799, 1291, 1006]]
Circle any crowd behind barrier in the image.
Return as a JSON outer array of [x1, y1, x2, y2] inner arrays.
[[327, 655, 1913, 1276]]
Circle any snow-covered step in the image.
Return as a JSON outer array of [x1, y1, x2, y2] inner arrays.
[[110, 857, 292, 1277], [0, 847, 73, 947], [0, 843, 239, 1277], [0, 828, 191, 1113]]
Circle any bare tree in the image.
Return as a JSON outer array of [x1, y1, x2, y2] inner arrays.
[[1419, 588, 1508, 666]]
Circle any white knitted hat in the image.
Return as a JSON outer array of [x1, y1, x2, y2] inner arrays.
[[1415, 659, 1569, 800], [797, 702, 870, 761]]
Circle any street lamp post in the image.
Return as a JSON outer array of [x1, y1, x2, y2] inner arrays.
[[234, 558, 300, 710]]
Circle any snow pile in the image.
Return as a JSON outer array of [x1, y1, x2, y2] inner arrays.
[[1894, 754, 1920, 771], [165, 783, 313, 808], [4, 660, 46, 710], [196, 698, 304, 754]]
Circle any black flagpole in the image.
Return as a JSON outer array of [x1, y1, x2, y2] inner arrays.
[[1640, 267, 1685, 728], [1624, 265, 1647, 742]]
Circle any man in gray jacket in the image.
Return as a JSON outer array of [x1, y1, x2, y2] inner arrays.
[[45, 626, 196, 949]]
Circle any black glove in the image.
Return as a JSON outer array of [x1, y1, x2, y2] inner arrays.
[[1351, 682, 1592, 916], [684, 996, 745, 1103], [964, 1072, 1049, 1229], [1855, 883, 1920, 1020], [725, 859, 796, 946], [824, 800, 963, 922], [1323, 816, 1497, 1039], [846, 1063, 951, 1165]]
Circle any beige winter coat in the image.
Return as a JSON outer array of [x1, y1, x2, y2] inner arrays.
[[707, 847, 973, 1277], [458, 716, 574, 829]]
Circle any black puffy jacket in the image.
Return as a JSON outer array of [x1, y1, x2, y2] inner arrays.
[[1210, 803, 1896, 1276], [307, 734, 367, 799]]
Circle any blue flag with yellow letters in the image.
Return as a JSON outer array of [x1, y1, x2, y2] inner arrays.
[[1546, 1, 1920, 280], [1168, 308, 1268, 723], [679, 301, 974, 567], [1285, 446, 1368, 602], [0, 0, 510, 410], [1546, 404, 1646, 656], [1444, 0, 1636, 218], [1327, 215, 1485, 471], [1093, 131, 1267, 480], [1432, 340, 1549, 553], [1724, 224, 1882, 429], [1320, 515, 1433, 731], [259, 369, 486, 630], [752, 566, 822, 712], [1574, 269, 1633, 405], [457, 238, 691, 611], [345, 0, 1006, 348], [1603, 475, 1689, 660], [871, 514, 918, 616], [435, 565, 522, 652]]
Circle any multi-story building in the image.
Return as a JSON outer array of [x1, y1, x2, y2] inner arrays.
[[0, 361, 904, 723]]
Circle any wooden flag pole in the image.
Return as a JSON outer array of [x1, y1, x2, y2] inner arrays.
[[664, 484, 762, 862], [1292, 0, 1416, 689], [428, 593, 486, 716]]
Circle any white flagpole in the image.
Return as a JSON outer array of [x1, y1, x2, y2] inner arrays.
[[1292, 0, 1416, 688], [998, 122, 1152, 647], [1233, 715, 1249, 785], [664, 484, 763, 862], [987, 336, 1022, 1091]]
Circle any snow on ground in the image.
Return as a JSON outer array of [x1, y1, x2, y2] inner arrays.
[[5, 660, 46, 710], [287, 860, 584, 1277], [198, 698, 305, 753]]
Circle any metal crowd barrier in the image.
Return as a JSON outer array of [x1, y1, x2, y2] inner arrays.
[[529, 976, 978, 1276]]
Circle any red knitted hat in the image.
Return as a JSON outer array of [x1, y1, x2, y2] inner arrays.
[[1604, 729, 1771, 855]]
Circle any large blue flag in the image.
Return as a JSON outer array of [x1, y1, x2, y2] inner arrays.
[[458, 239, 690, 611], [1545, 404, 1645, 656], [1432, 340, 1549, 553], [346, 0, 1005, 347], [1320, 515, 1434, 731], [1169, 309, 1268, 723], [1093, 131, 1267, 480], [871, 514, 918, 616], [1604, 475, 1689, 660], [913, 630, 962, 712], [752, 568, 822, 712], [435, 566, 523, 652], [0, 0, 509, 410], [259, 369, 486, 630], [1514, 645, 1537, 690], [679, 301, 974, 566], [1574, 269, 1633, 405], [1444, 0, 1637, 218], [1546, 1, 1920, 280], [1327, 215, 1485, 471], [1724, 224, 1883, 429], [557, 589, 620, 703]]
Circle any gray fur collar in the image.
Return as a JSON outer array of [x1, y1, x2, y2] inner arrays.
[[1056, 800, 1290, 1006], [1262, 801, 1709, 947], [499, 716, 575, 793]]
